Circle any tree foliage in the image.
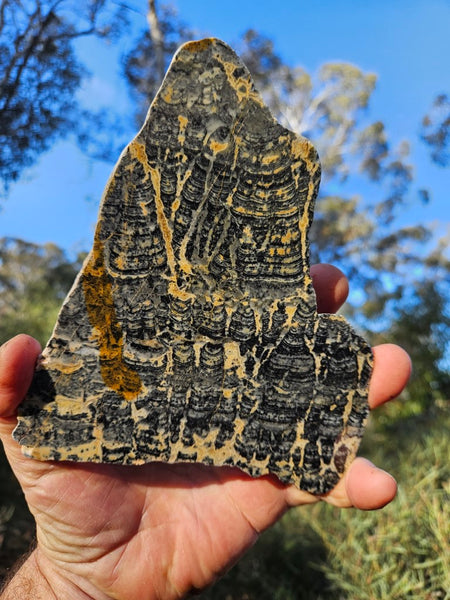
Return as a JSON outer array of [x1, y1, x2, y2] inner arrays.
[[0, 237, 83, 345], [421, 93, 450, 167], [0, 0, 127, 196], [372, 280, 450, 412]]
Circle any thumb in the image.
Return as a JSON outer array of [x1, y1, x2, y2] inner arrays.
[[0, 336, 57, 494], [0, 334, 41, 436]]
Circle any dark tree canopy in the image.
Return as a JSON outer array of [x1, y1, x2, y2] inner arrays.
[[0, 0, 126, 196], [373, 280, 450, 413]]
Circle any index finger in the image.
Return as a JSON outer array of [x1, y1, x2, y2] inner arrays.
[[310, 263, 349, 314], [368, 343, 412, 409]]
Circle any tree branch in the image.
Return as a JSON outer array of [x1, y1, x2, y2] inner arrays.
[[147, 0, 165, 84]]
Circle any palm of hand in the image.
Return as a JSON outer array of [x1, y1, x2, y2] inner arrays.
[[10, 448, 313, 599]]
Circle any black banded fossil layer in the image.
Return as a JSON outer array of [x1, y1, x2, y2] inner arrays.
[[13, 38, 372, 495]]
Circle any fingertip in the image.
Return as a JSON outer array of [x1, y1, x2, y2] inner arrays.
[[1, 333, 41, 353], [310, 263, 349, 313], [347, 458, 397, 510], [369, 344, 412, 409]]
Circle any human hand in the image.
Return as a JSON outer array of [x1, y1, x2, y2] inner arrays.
[[0, 264, 411, 600]]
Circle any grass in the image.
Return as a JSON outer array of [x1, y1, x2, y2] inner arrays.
[[1, 405, 448, 597]]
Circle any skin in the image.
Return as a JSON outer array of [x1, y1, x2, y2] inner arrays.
[[0, 264, 411, 600]]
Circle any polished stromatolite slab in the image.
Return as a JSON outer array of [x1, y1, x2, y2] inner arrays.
[[13, 38, 372, 494]]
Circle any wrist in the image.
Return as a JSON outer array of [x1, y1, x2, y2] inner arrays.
[[0, 550, 57, 600], [1, 549, 99, 600]]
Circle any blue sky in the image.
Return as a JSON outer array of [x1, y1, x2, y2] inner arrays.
[[1, 0, 449, 258]]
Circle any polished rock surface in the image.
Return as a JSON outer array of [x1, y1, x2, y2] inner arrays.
[[13, 38, 372, 494]]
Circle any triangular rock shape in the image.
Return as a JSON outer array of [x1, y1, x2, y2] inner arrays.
[[13, 38, 372, 495]]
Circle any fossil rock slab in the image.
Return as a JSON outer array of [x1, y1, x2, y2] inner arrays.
[[13, 38, 372, 495]]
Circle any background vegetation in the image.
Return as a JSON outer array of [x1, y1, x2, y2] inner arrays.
[[1, 0, 449, 596]]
